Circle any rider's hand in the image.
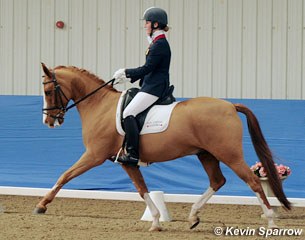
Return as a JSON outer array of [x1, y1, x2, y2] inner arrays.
[[113, 68, 128, 84]]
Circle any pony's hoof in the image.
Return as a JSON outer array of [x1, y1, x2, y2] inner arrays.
[[189, 216, 200, 229], [149, 225, 162, 232], [33, 207, 47, 214], [268, 223, 279, 229]]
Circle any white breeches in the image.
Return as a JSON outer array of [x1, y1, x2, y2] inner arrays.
[[123, 92, 158, 118]]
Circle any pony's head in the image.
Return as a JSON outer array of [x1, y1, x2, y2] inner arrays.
[[41, 63, 70, 128]]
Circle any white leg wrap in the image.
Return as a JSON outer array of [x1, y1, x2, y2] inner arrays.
[[144, 193, 161, 229], [255, 192, 278, 228], [190, 187, 215, 217]]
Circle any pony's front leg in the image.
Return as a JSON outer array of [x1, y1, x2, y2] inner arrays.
[[34, 151, 104, 214], [122, 165, 162, 232]]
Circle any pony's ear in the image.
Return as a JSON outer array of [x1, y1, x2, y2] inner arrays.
[[41, 62, 52, 78]]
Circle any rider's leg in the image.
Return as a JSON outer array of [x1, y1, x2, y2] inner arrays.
[[118, 115, 140, 166], [118, 92, 158, 166], [123, 92, 159, 118]]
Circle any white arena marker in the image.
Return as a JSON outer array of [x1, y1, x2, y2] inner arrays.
[[141, 191, 172, 222]]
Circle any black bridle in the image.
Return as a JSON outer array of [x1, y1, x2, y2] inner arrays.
[[42, 72, 115, 121]]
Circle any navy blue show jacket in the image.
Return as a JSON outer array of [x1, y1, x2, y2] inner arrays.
[[125, 36, 171, 98]]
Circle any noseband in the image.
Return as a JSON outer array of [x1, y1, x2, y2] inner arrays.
[[42, 72, 69, 121], [42, 72, 115, 121]]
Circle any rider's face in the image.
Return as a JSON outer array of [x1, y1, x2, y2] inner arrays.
[[144, 21, 152, 36], [144, 21, 159, 36]]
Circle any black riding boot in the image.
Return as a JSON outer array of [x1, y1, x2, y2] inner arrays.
[[117, 115, 139, 166]]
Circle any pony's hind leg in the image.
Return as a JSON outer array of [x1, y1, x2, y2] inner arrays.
[[188, 152, 226, 229], [228, 160, 278, 228], [122, 165, 162, 232]]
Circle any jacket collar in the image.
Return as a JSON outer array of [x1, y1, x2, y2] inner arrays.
[[147, 30, 166, 44]]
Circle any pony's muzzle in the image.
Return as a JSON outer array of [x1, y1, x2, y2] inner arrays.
[[43, 111, 64, 128]]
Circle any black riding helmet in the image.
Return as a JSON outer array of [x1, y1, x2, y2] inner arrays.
[[143, 7, 168, 33]]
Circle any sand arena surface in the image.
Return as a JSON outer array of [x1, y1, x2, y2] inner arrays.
[[0, 195, 304, 240]]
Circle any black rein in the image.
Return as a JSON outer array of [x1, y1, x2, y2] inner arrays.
[[42, 72, 115, 120]]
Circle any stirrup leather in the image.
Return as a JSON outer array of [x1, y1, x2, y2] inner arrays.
[[114, 148, 139, 166]]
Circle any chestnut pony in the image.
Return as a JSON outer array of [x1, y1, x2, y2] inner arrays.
[[35, 63, 290, 231]]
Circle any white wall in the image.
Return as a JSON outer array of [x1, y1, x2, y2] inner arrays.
[[0, 0, 305, 99]]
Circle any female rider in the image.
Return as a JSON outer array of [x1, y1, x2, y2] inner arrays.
[[113, 7, 172, 166]]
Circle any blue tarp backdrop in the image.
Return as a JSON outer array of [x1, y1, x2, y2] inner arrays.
[[0, 95, 304, 198]]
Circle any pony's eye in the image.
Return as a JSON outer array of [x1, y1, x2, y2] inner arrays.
[[45, 91, 52, 96]]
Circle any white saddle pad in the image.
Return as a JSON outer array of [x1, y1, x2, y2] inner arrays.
[[116, 91, 178, 136]]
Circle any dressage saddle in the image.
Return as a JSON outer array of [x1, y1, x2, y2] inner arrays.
[[120, 85, 176, 132]]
